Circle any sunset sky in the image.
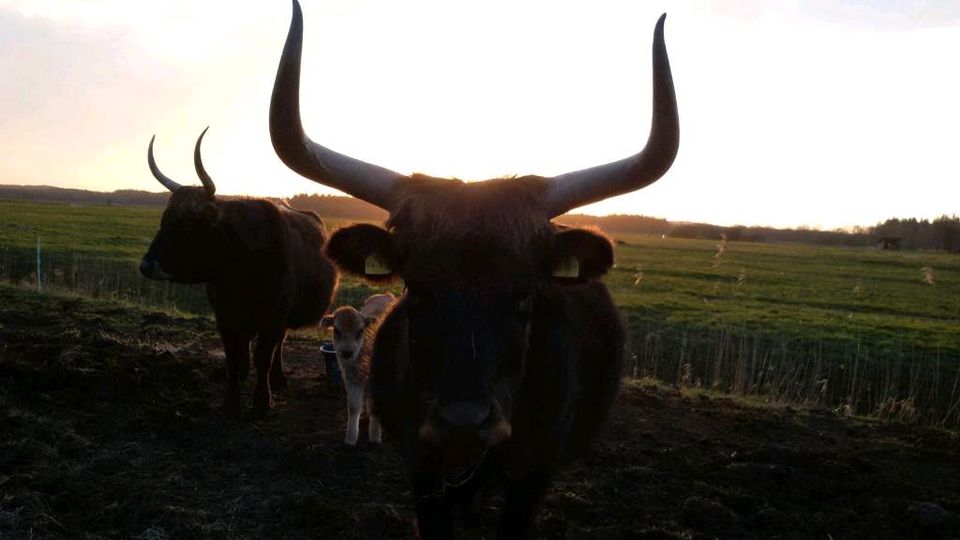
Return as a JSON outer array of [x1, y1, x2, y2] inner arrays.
[[1, 0, 958, 229]]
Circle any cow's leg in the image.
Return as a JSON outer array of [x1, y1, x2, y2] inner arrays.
[[252, 329, 284, 415], [220, 329, 251, 417], [496, 471, 550, 540], [270, 330, 288, 392], [345, 383, 363, 445]]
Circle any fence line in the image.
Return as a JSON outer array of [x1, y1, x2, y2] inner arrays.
[[627, 318, 960, 428]]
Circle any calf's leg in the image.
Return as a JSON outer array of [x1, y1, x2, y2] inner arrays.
[[252, 329, 284, 415], [345, 382, 363, 445]]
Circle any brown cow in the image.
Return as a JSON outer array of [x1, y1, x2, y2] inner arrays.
[[140, 127, 339, 416], [270, 1, 678, 537]]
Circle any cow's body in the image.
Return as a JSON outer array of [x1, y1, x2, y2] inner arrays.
[[323, 178, 626, 536], [140, 132, 338, 415]]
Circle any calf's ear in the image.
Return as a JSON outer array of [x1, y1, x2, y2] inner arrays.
[[325, 224, 399, 282], [550, 228, 614, 283], [321, 315, 334, 329]]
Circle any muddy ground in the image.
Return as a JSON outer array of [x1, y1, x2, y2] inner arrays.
[[1, 286, 959, 539]]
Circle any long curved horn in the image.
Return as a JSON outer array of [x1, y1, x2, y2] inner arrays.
[[148, 135, 184, 192], [270, 0, 403, 210], [544, 14, 679, 217], [193, 126, 216, 197]]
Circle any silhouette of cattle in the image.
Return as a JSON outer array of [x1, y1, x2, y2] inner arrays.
[[140, 128, 338, 416], [270, 1, 679, 536]]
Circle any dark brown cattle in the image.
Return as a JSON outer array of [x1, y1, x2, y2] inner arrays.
[[140, 128, 338, 416], [270, 1, 678, 537]]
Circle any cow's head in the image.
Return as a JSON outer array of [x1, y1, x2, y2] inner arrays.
[[140, 128, 223, 283], [270, 0, 678, 463]]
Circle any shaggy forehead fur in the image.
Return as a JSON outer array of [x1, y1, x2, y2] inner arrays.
[[160, 187, 213, 225], [385, 175, 554, 288]]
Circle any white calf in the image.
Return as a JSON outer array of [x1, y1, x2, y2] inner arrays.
[[321, 293, 396, 445]]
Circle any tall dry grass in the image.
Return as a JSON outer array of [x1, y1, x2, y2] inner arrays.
[[627, 320, 960, 428]]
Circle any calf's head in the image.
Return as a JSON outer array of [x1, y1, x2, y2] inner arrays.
[[322, 305, 372, 362], [270, 0, 678, 458]]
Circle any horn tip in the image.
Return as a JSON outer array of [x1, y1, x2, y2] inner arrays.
[[196, 126, 210, 148], [292, 0, 302, 22]]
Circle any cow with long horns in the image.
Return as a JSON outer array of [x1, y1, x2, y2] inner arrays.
[[140, 128, 339, 416], [270, 1, 679, 536]]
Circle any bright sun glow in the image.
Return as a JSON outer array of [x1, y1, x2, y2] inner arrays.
[[1, 0, 958, 229]]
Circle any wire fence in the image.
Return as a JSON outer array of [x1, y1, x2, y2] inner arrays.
[[628, 319, 960, 428]]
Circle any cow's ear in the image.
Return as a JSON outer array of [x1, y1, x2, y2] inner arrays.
[[550, 228, 614, 283], [325, 224, 399, 282]]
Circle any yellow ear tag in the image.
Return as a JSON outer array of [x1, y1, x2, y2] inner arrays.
[[365, 254, 392, 276], [552, 256, 580, 278]]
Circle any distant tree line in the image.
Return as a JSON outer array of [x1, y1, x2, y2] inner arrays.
[[1, 185, 956, 252], [0, 185, 170, 207], [873, 216, 960, 251], [668, 216, 960, 253]]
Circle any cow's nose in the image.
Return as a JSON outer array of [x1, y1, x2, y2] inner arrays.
[[419, 399, 512, 446], [438, 401, 493, 429], [139, 259, 153, 277]]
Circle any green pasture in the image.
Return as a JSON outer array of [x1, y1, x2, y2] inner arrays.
[[0, 199, 162, 261], [610, 234, 960, 352]]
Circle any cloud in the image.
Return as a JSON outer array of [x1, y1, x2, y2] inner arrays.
[[0, 6, 194, 184], [693, 0, 960, 29]]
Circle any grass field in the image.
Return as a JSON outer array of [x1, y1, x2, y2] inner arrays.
[[2, 198, 959, 425]]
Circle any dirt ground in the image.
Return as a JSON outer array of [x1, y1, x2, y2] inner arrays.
[[1, 286, 959, 539]]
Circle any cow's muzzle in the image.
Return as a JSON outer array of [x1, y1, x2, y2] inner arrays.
[[139, 258, 170, 281], [419, 399, 512, 447]]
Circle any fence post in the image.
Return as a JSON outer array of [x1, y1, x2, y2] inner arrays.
[[36, 234, 42, 293]]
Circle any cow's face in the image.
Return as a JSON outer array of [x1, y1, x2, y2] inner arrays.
[[322, 306, 370, 363], [325, 178, 614, 466], [140, 187, 223, 283]]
